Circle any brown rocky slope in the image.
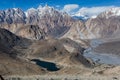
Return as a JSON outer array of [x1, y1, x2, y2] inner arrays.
[[0, 28, 93, 76]]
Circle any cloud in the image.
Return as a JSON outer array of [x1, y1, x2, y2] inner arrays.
[[63, 4, 79, 13], [75, 6, 115, 17]]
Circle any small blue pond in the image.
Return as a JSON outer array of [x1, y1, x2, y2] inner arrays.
[[31, 59, 60, 71]]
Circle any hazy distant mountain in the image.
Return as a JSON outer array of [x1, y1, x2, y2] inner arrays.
[[82, 7, 120, 39], [98, 7, 120, 18]]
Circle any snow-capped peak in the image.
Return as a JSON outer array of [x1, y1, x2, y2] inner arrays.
[[25, 5, 68, 19], [99, 7, 120, 18], [26, 5, 55, 16], [37, 5, 55, 16], [71, 9, 98, 20], [71, 6, 119, 20], [13, 8, 18, 11], [106, 7, 120, 16], [26, 8, 37, 16], [27, 8, 37, 12]]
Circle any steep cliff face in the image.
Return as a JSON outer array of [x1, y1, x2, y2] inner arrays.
[[0, 28, 32, 55], [0, 28, 21, 49]]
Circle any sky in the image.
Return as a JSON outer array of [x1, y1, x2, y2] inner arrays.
[[0, 0, 120, 17]]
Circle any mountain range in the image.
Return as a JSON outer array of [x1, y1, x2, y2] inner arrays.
[[0, 6, 120, 41]]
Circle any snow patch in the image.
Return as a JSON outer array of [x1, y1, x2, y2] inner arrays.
[[91, 15, 97, 19], [100, 7, 120, 18]]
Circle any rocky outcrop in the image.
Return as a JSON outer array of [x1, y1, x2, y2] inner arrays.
[[15, 25, 45, 40]]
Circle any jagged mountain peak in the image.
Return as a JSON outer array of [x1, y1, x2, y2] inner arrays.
[[0, 8, 26, 23], [25, 8, 38, 17], [26, 5, 66, 18], [37, 4, 54, 10], [5, 8, 24, 14], [26, 8, 37, 12]]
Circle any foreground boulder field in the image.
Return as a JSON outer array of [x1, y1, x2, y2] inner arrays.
[[0, 6, 120, 79]]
